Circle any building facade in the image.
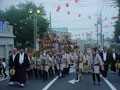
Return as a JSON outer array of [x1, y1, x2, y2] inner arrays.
[[0, 24, 15, 59]]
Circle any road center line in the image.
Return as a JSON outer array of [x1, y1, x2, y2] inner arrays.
[[42, 76, 58, 90], [100, 75, 117, 90], [42, 68, 75, 90]]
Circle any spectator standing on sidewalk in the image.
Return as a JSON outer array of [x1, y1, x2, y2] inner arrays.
[[0, 58, 3, 77], [2, 58, 7, 78]]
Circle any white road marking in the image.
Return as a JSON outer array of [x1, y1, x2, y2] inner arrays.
[[42, 76, 58, 90], [42, 67, 75, 90], [68, 79, 75, 84], [0, 77, 9, 82], [100, 75, 117, 90]]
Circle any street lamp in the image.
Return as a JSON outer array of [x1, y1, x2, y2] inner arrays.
[[37, 9, 40, 14], [29, 9, 40, 51]]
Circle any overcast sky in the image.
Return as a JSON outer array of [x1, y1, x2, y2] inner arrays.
[[0, 0, 119, 40]]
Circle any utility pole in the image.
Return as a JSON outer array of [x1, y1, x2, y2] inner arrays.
[[103, 34, 104, 47], [50, 12, 52, 29], [95, 21, 99, 47], [100, 12, 103, 47], [34, 13, 37, 50]]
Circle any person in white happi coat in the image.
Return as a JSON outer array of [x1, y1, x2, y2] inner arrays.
[[65, 51, 71, 75], [48, 51, 54, 78], [56, 51, 67, 78], [74, 49, 83, 81], [60, 51, 67, 77], [40, 50, 49, 81], [89, 48, 104, 85]]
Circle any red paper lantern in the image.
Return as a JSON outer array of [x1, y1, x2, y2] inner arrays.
[[75, 35, 77, 37], [117, 18, 119, 21], [75, 0, 79, 3], [97, 17, 100, 20], [113, 17, 116, 20], [88, 16, 91, 19], [65, 3, 69, 7], [111, 22, 113, 24], [86, 33, 88, 36], [58, 6, 61, 11], [56, 9, 59, 12], [67, 11, 70, 15], [105, 17, 108, 20], [78, 14, 81, 17]]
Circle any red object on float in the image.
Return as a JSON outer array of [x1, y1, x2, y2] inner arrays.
[[66, 3, 69, 7], [75, 0, 79, 3], [117, 18, 119, 21]]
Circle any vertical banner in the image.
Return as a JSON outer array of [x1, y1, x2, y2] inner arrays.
[[0, 21, 3, 33]]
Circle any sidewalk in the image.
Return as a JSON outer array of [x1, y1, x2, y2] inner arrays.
[[0, 69, 9, 81]]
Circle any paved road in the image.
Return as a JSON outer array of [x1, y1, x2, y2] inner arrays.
[[0, 70, 120, 90]]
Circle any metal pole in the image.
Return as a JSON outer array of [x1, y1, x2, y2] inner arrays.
[[50, 12, 52, 29], [34, 13, 37, 50], [103, 34, 104, 47], [100, 12, 103, 47]]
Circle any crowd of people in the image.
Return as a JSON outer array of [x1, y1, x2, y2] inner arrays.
[[0, 46, 120, 87]]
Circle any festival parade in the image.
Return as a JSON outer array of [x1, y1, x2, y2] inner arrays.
[[0, 0, 120, 90]]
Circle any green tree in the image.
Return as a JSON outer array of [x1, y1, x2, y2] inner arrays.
[[114, 0, 120, 43], [0, 1, 49, 47]]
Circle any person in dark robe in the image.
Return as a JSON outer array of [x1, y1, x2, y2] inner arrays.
[[8, 48, 17, 85], [110, 49, 118, 73], [100, 47, 110, 79], [14, 47, 30, 87]]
